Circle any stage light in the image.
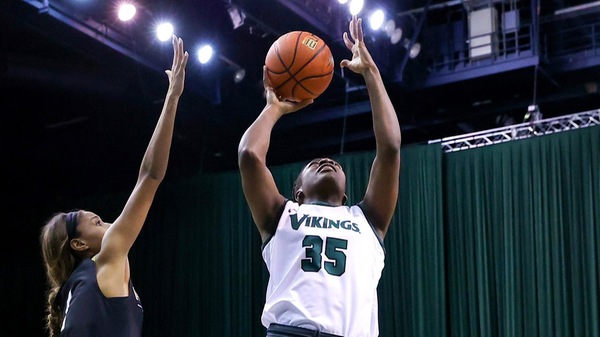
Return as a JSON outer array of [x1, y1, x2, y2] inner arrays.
[[410, 43, 421, 58], [338, 0, 349, 4], [349, 0, 364, 15], [234, 68, 246, 83], [220, 55, 246, 83], [384, 20, 396, 36], [227, 4, 246, 30], [405, 40, 421, 58], [156, 22, 174, 42], [197, 45, 213, 64], [524, 104, 542, 122], [390, 28, 402, 44], [369, 10, 385, 30], [117, 3, 136, 22]]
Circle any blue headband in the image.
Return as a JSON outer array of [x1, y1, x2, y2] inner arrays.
[[65, 211, 79, 241]]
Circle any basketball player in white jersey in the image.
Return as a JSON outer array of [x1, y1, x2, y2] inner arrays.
[[238, 15, 401, 337]]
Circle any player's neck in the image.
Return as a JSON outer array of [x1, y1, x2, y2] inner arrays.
[[301, 198, 342, 207]]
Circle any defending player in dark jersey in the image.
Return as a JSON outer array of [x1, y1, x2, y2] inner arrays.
[[40, 35, 188, 337]]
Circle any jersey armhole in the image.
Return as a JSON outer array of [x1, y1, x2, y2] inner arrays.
[[261, 199, 289, 251], [356, 203, 386, 254]]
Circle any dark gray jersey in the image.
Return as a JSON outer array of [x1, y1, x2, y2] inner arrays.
[[58, 258, 143, 337]]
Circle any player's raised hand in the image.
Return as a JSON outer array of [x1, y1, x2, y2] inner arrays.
[[165, 34, 189, 96], [340, 15, 376, 76], [262, 65, 313, 115]]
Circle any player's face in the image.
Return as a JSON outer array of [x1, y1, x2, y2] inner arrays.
[[300, 158, 346, 197], [303, 157, 343, 174], [73, 211, 110, 255]]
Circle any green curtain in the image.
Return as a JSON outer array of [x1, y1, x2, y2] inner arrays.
[[133, 174, 266, 337], [445, 126, 600, 337], [378, 143, 447, 337]]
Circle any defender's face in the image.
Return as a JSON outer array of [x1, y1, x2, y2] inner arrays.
[[72, 211, 111, 255]]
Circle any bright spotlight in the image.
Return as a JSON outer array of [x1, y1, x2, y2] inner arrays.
[[197, 45, 213, 64], [338, 0, 349, 4], [349, 0, 364, 15], [117, 3, 136, 22], [156, 22, 174, 42], [369, 10, 385, 30]]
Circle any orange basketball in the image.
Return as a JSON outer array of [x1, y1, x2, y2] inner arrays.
[[265, 31, 334, 102]]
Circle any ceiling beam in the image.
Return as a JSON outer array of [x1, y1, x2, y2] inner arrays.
[[421, 56, 540, 87], [20, 0, 162, 73], [273, 0, 336, 38], [9, 0, 221, 105], [277, 101, 372, 129]]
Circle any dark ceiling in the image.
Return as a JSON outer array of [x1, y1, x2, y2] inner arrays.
[[3, 0, 600, 201]]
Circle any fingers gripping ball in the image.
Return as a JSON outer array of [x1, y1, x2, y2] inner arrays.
[[265, 31, 334, 102]]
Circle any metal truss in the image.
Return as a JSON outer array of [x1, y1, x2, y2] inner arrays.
[[429, 109, 600, 152]]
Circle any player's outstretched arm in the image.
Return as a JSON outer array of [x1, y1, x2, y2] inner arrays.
[[341, 16, 401, 239], [98, 35, 188, 265]]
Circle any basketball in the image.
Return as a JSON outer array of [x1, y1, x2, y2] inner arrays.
[[265, 31, 334, 102]]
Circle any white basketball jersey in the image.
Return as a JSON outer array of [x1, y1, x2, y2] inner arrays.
[[261, 200, 385, 337]]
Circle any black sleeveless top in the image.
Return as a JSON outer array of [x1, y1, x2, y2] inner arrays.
[[58, 258, 143, 337]]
